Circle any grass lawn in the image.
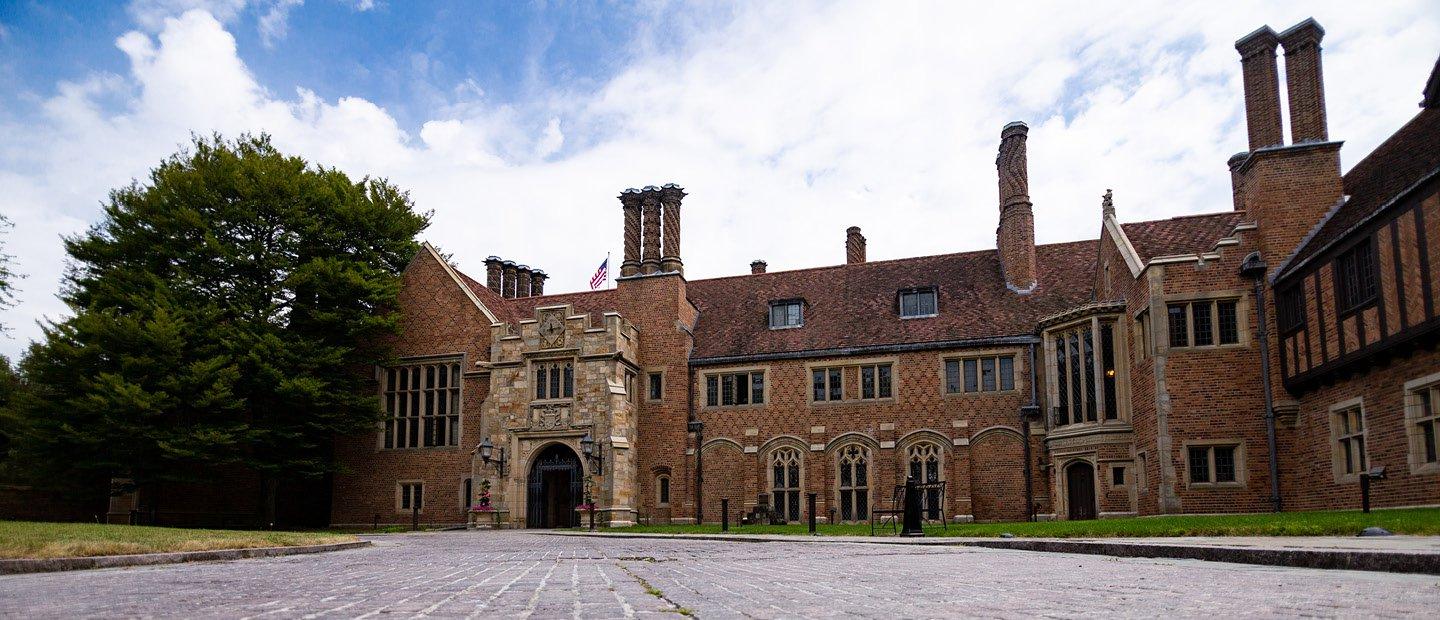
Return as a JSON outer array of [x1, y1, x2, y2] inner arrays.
[[612, 507, 1440, 538], [0, 521, 356, 559]]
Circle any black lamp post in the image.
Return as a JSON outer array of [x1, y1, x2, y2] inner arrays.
[[478, 438, 506, 477], [580, 432, 604, 475]]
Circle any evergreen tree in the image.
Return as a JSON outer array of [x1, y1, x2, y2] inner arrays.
[[15, 134, 429, 521]]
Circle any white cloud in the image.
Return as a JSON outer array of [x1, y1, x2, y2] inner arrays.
[[2, 1, 1438, 359], [127, 0, 248, 30], [257, 0, 304, 48]]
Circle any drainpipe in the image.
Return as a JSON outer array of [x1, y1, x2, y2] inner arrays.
[[1240, 252, 1282, 512], [687, 365, 703, 524], [1020, 342, 1040, 521]]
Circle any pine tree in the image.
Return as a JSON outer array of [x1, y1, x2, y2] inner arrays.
[[15, 134, 429, 522]]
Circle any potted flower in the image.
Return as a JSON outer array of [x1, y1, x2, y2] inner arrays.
[[468, 480, 502, 529]]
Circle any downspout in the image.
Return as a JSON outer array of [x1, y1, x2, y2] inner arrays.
[[688, 365, 703, 523], [1240, 252, 1282, 512], [1021, 342, 1040, 521]]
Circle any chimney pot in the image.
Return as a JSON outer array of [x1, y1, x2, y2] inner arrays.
[[640, 189, 663, 275], [1279, 18, 1329, 143], [996, 121, 1037, 293], [484, 256, 503, 293], [619, 190, 643, 277], [515, 265, 533, 297], [750, 260, 767, 274], [845, 226, 866, 264], [501, 260, 518, 298], [1235, 26, 1284, 150], [530, 270, 547, 296], [659, 184, 686, 275]]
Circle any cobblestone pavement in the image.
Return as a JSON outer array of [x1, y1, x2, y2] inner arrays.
[[3, 531, 1439, 618]]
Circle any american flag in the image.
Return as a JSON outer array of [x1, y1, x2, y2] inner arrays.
[[589, 256, 609, 290]]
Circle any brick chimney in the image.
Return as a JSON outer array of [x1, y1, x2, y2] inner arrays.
[[501, 260, 518, 298], [619, 189, 642, 277], [995, 121, 1037, 293], [1236, 26, 1284, 150], [1227, 152, 1248, 211], [1280, 18, 1328, 143], [750, 260, 767, 274], [531, 270, 547, 296], [640, 187, 663, 275], [660, 183, 685, 275], [515, 265, 533, 297], [484, 256, 503, 293], [846, 227, 866, 264]]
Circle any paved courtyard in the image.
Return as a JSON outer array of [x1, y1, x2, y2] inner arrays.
[[2, 531, 1439, 618]]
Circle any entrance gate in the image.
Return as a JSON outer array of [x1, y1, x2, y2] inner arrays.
[[526, 444, 583, 528], [1066, 461, 1097, 521]]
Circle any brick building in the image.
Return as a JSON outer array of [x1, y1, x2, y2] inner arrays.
[[330, 19, 1440, 527]]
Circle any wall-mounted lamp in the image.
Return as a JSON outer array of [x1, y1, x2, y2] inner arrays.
[[478, 438, 506, 477], [580, 432, 604, 476]]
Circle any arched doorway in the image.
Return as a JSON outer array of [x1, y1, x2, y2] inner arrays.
[[527, 444, 583, 528], [1065, 461, 1097, 520]]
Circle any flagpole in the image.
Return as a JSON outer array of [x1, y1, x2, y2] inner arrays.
[[607, 252, 613, 289]]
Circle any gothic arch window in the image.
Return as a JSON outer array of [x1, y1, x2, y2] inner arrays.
[[535, 360, 575, 400], [836, 445, 870, 522], [656, 474, 671, 506], [907, 442, 944, 520], [769, 447, 802, 522]]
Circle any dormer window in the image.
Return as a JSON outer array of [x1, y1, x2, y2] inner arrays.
[[898, 288, 937, 318], [769, 299, 804, 329]]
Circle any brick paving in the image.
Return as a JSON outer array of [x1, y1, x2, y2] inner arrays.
[[2, 531, 1439, 618]]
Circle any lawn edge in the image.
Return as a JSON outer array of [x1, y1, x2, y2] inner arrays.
[[0, 540, 372, 575], [541, 531, 1440, 575]]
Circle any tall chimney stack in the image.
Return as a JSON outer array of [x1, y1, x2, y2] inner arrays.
[[640, 187, 663, 275], [996, 121, 1037, 293], [501, 260, 518, 298], [846, 227, 866, 264], [484, 256, 503, 293], [619, 189, 642, 277], [515, 265, 533, 297], [531, 270, 547, 296], [1236, 26, 1284, 150], [1280, 18, 1328, 143], [1227, 152, 1248, 211], [660, 183, 685, 275], [750, 260, 767, 274]]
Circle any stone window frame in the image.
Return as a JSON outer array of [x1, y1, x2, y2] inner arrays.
[[897, 287, 939, 319], [396, 480, 425, 514], [834, 443, 872, 523], [1163, 292, 1249, 351], [768, 298, 805, 330], [531, 356, 577, 403], [700, 365, 768, 410], [1110, 464, 1127, 487], [804, 356, 899, 407], [904, 440, 947, 521], [646, 369, 665, 402], [942, 352, 1017, 395], [1328, 397, 1369, 484], [460, 476, 473, 511], [767, 445, 804, 522], [377, 355, 464, 451], [1136, 451, 1149, 493], [1404, 371, 1440, 475], [656, 474, 671, 507], [1133, 309, 1154, 360], [1182, 440, 1246, 489], [1043, 315, 1130, 428]]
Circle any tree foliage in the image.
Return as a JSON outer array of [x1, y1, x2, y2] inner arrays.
[[14, 134, 428, 502]]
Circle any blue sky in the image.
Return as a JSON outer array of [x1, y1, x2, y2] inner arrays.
[[1, 1, 1437, 359]]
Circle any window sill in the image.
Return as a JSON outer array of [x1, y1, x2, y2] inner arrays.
[[531, 398, 575, 405], [1168, 342, 1248, 352], [701, 404, 767, 412], [900, 313, 938, 320], [768, 324, 804, 330], [1408, 461, 1440, 476], [808, 398, 897, 407], [943, 389, 1018, 398], [1186, 481, 1244, 489], [379, 445, 461, 452]]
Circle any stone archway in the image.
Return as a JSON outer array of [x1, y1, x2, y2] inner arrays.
[[526, 444, 583, 528]]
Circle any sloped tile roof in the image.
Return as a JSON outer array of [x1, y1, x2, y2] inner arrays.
[[1121, 211, 1245, 262], [1281, 107, 1440, 276], [684, 241, 1097, 360]]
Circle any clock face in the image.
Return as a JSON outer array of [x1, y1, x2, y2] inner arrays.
[[539, 314, 564, 348]]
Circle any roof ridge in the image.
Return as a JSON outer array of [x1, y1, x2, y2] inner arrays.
[[1122, 210, 1241, 226], [689, 238, 1096, 285]]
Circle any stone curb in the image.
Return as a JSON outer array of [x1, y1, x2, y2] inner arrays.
[[0, 540, 373, 575], [540, 532, 1440, 575]]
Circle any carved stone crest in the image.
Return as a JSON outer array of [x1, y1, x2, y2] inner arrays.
[[538, 311, 565, 349], [534, 404, 567, 430]]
